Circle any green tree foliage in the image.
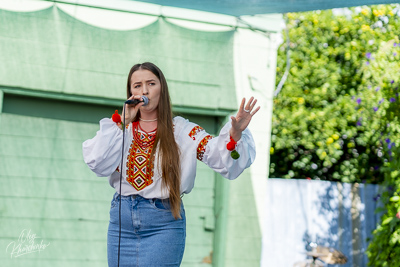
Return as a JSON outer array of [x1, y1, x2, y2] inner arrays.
[[272, 5, 400, 265], [361, 36, 400, 267], [272, 5, 400, 183]]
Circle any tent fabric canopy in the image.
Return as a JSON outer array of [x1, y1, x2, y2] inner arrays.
[[133, 0, 398, 16], [0, 5, 237, 111]]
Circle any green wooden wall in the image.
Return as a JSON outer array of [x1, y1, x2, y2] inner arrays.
[[0, 112, 112, 266], [0, 2, 262, 266], [225, 170, 261, 266], [0, 94, 222, 266]]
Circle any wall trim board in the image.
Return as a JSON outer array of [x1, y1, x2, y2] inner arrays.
[[0, 89, 3, 114], [1, 87, 235, 118]]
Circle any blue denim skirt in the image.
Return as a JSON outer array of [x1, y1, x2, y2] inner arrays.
[[107, 192, 186, 267]]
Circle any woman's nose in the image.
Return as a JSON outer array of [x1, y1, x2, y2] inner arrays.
[[142, 85, 149, 95]]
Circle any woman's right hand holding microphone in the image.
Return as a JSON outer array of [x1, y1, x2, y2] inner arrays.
[[122, 95, 145, 125]]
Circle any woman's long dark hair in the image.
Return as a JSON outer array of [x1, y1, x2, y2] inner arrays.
[[127, 62, 181, 219]]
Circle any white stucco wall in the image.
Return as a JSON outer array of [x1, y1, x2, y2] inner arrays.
[[233, 14, 284, 238]]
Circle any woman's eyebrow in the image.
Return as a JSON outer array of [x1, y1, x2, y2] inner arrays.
[[132, 79, 156, 85]]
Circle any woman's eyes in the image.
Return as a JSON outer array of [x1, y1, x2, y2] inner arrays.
[[133, 83, 156, 89]]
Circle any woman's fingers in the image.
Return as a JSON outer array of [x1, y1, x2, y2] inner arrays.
[[251, 106, 260, 116], [123, 95, 141, 124], [245, 97, 259, 114], [244, 97, 254, 112], [239, 98, 245, 112], [233, 97, 261, 129], [249, 98, 257, 111]]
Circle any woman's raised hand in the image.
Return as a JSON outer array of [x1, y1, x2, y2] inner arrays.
[[229, 97, 260, 141], [122, 95, 145, 124]]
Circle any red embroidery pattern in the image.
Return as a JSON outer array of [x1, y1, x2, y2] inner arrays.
[[197, 135, 213, 161], [189, 126, 204, 140], [126, 122, 156, 191]]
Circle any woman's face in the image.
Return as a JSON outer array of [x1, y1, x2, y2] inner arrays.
[[130, 69, 161, 113]]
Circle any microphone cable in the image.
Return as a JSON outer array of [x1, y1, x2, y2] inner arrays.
[[117, 105, 126, 267], [116, 97, 147, 267]]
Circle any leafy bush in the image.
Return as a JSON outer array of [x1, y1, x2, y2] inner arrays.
[[272, 6, 400, 183], [360, 35, 400, 267], [272, 5, 400, 265]]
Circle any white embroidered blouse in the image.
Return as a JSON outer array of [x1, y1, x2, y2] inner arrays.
[[82, 116, 256, 199]]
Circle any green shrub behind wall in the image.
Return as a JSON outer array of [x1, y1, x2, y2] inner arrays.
[[272, 5, 400, 265]]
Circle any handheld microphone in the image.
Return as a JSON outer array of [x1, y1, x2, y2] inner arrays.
[[125, 96, 149, 106]]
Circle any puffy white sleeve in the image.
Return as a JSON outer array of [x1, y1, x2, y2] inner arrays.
[[177, 117, 256, 180], [201, 121, 256, 180], [82, 118, 126, 177]]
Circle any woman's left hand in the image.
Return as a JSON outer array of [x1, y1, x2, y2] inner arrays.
[[230, 97, 260, 141]]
